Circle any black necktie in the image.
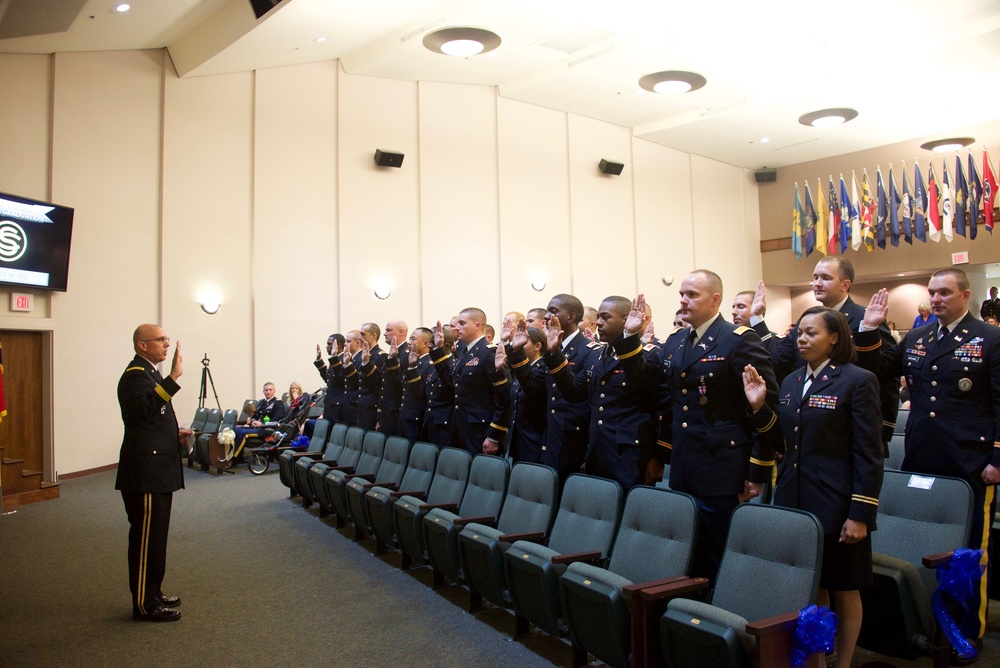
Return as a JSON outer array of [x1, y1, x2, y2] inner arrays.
[[684, 329, 697, 364], [938, 326, 949, 343]]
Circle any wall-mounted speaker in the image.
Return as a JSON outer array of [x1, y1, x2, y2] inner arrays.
[[374, 149, 404, 168], [754, 168, 777, 183], [599, 159, 625, 175], [248, 0, 282, 20]]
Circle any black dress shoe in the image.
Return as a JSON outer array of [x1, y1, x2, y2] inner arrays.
[[133, 606, 181, 622], [157, 593, 181, 608]]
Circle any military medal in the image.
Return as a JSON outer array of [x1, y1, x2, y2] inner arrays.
[[699, 376, 708, 405], [958, 378, 972, 392]]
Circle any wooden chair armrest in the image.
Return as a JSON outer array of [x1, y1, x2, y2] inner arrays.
[[310, 458, 338, 467], [290, 450, 323, 459], [346, 473, 375, 482], [747, 611, 824, 668], [627, 575, 700, 668], [453, 515, 496, 527], [328, 465, 356, 473], [363, 481, 397, 491], [499, 531, 545, 544], [639, 576, 709, 602], [391, 490, 426, 499], [623, 575, 690, 599], [551, 550, 603, 566], [922, 551, 955, 569], [420, 502, 459, 511]]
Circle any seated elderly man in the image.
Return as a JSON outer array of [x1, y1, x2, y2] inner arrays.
[[232, 382, 287, 462]]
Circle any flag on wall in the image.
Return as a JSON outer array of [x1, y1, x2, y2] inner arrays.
[[954, 154, 967, 238], [900, 161, 913, 244], [888, 164, 900, 247], [860, 170, 876, 251], [927, 161, 942, 241], [984, 146, 998, 233], [0, 337, 7, 425], [876, 167, 889, 248], [967, 151, 981, 240], [838, 175, 851, 253], [850, 171, 863, 251], [941, 159, 954, 242], [804, 181, 818, 256], [792, 183, 804, 259], [914, 161, 928, 242], [827, 176, 841, 254], [815, 178, 828, 257]]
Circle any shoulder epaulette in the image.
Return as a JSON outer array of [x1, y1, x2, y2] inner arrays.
[[587, 341, 604, 349], [643, 343, 658, 351], [734, 326, 752, 335], [125, 366, 146, 373], [487, 343, 498, 349]]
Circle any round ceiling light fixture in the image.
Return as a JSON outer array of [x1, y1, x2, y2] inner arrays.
[[423, 27, 501, 57], [638, 71, 707, 95], [919, 137, 975, 153], [797, 108, 858, 127]]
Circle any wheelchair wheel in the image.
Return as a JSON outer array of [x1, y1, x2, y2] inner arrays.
[[248, 452, 269, 475]]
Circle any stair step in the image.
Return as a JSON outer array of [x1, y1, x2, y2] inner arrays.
[[39, 481, 60, 489], [21, 469, 42, 478], [3, 457, 25, 465]]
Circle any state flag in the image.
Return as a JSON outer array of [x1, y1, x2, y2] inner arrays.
[[815, 178, 828, 257], [850, 171, 863, 251], [968, 151, 981, 240], [876, 167, 889, 248], [838, 175, 851, 253], [792, 183, 804, 259], [983, 146, 998, 233], [954, 154, 967, 238], [827, 176, 841, 255], [927, 161, 942, 242], [804, 181, 818, 256], [888, 164, 901, 247], [941, 160, 954, 242], [914, 161, 928, 242]]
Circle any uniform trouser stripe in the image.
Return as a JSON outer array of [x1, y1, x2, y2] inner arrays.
[[975, 484, 995, 639], [137, 494, 151, 614]]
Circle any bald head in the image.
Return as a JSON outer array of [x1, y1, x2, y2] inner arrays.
[[132, 323, 170, 364]]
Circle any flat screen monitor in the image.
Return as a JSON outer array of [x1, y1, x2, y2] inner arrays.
[[0, 191, 74, 292]]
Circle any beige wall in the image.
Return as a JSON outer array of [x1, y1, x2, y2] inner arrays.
[[0, 51, 763, 475]]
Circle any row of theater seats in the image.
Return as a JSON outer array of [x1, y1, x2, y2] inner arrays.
[[264, 419, 976, 667]]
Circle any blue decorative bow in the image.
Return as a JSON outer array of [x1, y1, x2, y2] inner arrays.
[[790, 604, 837, 667], [291, 435, 311, 447], [932, 548, 984, 662]]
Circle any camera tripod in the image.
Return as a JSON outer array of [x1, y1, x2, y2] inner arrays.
[[198, 353, 221, 410]]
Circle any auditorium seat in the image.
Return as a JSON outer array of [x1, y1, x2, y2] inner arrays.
[[503, 474, 623, 639], [183, 407, 210, 466], [458, 462, 559, 613], [201, 408, 238, 474], [366, 441, 439, 555], [559, 486, 698, 668], [278, 419, 329, 493], [346, 436, 411, 540], [311, 426, 365, 517], [393, 447, 472, 570], [293, 422, 346, 507], [422, 454, 510, 588], [656, 504, 824, 668], [886, 433, 905, 470], [235, 399, 254, 424], [857, 469, 974, 665], [190, 408, 222, 471], [323, 430, 386, 527], [894, 408, 908, 435]]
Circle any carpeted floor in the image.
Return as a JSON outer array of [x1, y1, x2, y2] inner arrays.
[[1, 465, 998, 667]]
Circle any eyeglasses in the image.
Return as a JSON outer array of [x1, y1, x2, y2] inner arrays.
[[141, 336, 170, 344]]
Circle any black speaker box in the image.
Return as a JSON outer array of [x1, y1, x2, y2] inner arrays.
[[754, 169, 777, 183], [249, 0, 282, 20], [374, 149, 404, 168], [599, 159, 625, 175]]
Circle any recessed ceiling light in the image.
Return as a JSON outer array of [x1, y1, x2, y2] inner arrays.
[[898, 273, 905, 277], [638, 71, 707, 95], [919, 137, 975, 153], [314, 37, 328, 43], [759, 137, 770, 144], [423, 27, 501, 57], [798, 108, 858, 127], [114, 3, 131, 12]]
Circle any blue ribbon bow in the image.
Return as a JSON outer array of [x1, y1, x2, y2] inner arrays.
[[790, 604, 837, 667], [291, 435, 311, 447], [932, 547, 984, 662]]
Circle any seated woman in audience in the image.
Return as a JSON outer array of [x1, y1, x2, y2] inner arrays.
[[912, 301, 937, 329], [281, 382, 312, 432], [743, 306, 883, 668]]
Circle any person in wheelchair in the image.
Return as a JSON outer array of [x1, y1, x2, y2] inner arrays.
[[232, 381, 288, 462]]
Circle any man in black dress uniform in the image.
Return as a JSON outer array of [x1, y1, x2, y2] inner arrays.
[[116, 324, 188, 622], [980, 286, 1000, 322]]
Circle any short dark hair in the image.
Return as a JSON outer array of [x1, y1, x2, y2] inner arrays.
[[932, 268, 970, 292], [817, 256, 855, 284], [602, 295, 632, 317], [799, 306, 856, 365], [550, 293, 584, 325], [329, 333, 345, 348], [361, 322, 381, 339]]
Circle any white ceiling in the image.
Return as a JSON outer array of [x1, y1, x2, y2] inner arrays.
[[3, 0, 1000, 169]]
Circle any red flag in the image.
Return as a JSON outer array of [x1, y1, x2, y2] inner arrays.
[[985, 146, 999, 233], [927, 161, 942, 241]]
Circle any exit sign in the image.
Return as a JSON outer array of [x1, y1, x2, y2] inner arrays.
[[952, 251, 970, 265], [10, 292, 33, 312]]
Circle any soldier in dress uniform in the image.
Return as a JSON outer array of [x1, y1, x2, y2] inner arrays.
[[116, 324, 189, 622], [355, 323, 385, 430], [423, 326, 457, 448], [432, 308, 510, 455], [337, 330, 363, 426], [980, 286, 1000, 322], [543, 296, 662, 492], [305, 334, 346, 438], [621, 274, 782, 584], [892, 269, 1000, 658], [400, 327, 433, 442], [497, 325, 548, 464], [378, 320, 409, 436]]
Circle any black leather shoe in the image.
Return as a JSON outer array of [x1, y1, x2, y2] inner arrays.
[[133, 606, 181, 622], [157, 593, 181, 608]]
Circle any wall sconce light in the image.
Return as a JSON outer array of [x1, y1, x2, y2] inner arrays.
[[530, 274, 547, 292], [373, 280, 392, 300], [200, 301, 221, 315]]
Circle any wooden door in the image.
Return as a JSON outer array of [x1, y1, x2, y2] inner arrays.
[[0, 329, 45, 498]]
